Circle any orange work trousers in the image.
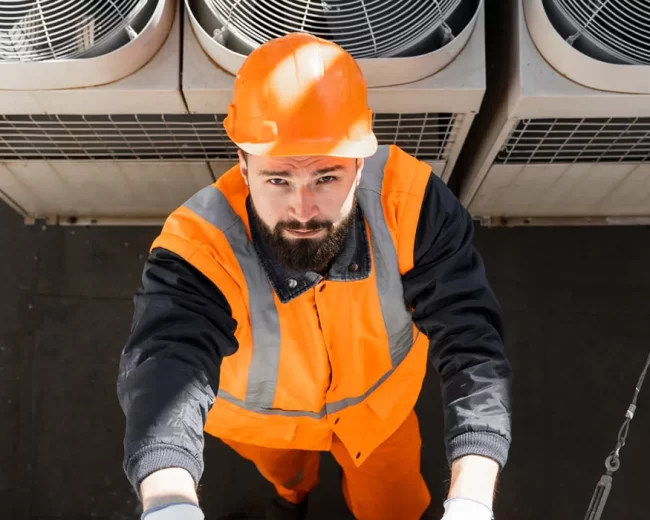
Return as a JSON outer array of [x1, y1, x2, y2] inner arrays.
[[221, 410, 431, 520]]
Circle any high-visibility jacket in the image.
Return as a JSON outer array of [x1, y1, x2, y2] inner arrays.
[[150, 144, 430, 466], [117, 145, 513, 492]]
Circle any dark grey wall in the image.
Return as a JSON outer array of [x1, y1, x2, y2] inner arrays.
[[1, 201, 648, 519]]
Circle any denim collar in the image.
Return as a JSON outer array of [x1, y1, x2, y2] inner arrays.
[[246, 197, 371, 304]]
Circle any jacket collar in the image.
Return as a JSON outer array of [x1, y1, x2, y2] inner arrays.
[[246, 197, 371, 304]]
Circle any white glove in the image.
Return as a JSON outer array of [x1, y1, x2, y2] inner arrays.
[[441, 497, 494, 520], [141, 503, 204, 520]]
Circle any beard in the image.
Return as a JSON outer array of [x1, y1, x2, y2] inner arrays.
[[250, 194, 357, 273]]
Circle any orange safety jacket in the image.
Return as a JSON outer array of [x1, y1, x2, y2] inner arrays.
[[150, 145, 430, 465], [117, 145, 512, 493]]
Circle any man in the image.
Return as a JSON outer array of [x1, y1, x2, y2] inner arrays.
[[117, 32, 512, 520]]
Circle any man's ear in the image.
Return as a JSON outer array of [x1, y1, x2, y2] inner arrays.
[[355, 158, 364, 186], [238, 149, 249, 185]]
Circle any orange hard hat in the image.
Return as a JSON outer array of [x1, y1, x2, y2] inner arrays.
[[223, 32, 377, 158]]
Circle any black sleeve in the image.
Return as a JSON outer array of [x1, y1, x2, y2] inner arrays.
[[402, 173, 513, 469], [116, 247, 238, 495]]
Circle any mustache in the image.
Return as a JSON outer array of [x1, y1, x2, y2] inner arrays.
[[277, 219, 333, 232]]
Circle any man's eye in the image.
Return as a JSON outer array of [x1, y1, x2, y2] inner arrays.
[[318, 176, 336, 184], [269, 178, 287, 185]]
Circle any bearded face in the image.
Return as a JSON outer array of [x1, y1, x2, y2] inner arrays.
[[240, 151, 363, 273]]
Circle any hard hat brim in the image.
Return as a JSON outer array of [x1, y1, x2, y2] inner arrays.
[[235, 133, 379, 159]]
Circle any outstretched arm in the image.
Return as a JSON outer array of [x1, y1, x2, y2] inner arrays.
[[402, 172, 512, 515], [117, 248, 238, 510]]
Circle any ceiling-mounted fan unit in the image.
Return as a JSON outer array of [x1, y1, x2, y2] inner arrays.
[[526, 0, 650, 94], [0, 1, 195, 226], [543, 0, 650, 65], [0, 0, 158, 62], [187, 0, 481, 86], [0, 0, 175, 90], [457, 0, 650, 226], [195, 0, 468, 57]]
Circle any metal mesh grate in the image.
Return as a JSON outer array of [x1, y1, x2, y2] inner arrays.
[[545, 0, 650, 65], [372, 113, 461, 160], [497, 117, 650, 164], [200, 0, 468, 58], [0, 0, 155, 62], [0, 113, 462, 161]]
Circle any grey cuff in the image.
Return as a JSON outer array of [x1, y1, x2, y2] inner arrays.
[[142, 503, 204, 520], [447, 431, 511, 469], [125, 444, 203, 498]]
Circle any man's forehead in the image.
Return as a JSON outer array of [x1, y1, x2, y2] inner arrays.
[[251, 155, 353, 177]]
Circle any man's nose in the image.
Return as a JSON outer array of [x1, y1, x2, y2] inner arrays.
[[288, 186, 318, 223]]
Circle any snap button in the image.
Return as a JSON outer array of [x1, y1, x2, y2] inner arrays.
[[319, 284, 326, 292], [334, 417, 340, 425], [356, 452, 361, 459], [288, 278, 298, 289], [349, 263, 359, 272]]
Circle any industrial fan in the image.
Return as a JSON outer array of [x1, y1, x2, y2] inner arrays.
[[192, 0, 477, 58], [0, 0, 159, 61], [544, 0, 650, 65]]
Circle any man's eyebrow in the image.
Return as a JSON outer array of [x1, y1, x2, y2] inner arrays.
[[258, 165, 346, 178], [258, 169, 292, 178], [314, 165, 345, 175]]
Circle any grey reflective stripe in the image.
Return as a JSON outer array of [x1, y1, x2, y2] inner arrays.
[[218, 389, 325, 418], [184, 186, 280, 409], [326, 370, 391, 414], [358, 145, 414, 368]]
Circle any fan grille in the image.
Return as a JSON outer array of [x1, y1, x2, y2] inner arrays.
[[0, 113, 463, 161], [204, 0, 463, 58], [0, 0, 149, 62], [546, 0, 650, 65], [497, 118, 650, 164]]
